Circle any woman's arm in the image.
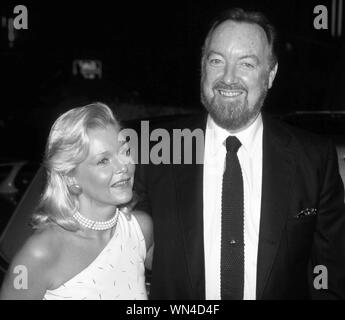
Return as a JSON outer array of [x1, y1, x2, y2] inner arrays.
[[0, 229, 57, 300], [132, 210, 154, 270]]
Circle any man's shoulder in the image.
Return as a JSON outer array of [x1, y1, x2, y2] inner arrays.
[[263, 113, 331, 149]]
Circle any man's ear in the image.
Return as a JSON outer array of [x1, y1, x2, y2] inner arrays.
[[268, 63, 278, 89]]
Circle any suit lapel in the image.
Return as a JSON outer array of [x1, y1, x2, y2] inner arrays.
[[256, 115, 296, 299], [174, 162, 205, 299], [169, 113, 295, 299], [172, 113, 207, 299]]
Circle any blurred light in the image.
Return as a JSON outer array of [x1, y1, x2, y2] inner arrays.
[[332, 0, 336, 37], [1, 16, 7, 28], [332, 0, 343, 37], [285, 42, 293, 52], [8, 18, 15, 48], [338, 0, 343, 37], [72, 60, 102, 80]]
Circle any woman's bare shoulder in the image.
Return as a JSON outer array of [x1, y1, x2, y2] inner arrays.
[[13, 225, 66, 268], [132, 210, 153, 232], [131, 210, 154, 270], [131, 210, 153, 248], [0, 225, 69, 299]]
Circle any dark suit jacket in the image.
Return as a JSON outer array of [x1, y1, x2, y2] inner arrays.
[[134, 112, 345, 299]]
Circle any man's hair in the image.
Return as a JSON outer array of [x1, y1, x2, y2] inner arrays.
[[202, 7, 278, 69], [31, 102, 120, 231]]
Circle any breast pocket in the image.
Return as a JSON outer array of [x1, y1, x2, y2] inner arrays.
[[286, 215, 317, 263]]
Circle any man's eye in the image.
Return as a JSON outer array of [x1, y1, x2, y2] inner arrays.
[[97, 158, 109, 165], [241, 62, 255, 69]]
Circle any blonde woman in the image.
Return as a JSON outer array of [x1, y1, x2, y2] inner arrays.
[[0, 103, 153, 300]]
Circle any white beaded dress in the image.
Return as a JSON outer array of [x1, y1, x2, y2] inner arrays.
[[43, 212, 147, 300]]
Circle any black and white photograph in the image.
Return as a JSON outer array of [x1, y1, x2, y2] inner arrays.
[[0, 0, 345, 306]]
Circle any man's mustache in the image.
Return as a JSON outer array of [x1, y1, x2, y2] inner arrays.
[[213, 82, 247, 92]]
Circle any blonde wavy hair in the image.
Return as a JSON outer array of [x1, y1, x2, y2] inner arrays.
[[31, 102, 120, 230]]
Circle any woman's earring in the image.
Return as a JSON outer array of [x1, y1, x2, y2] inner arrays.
[[68, 184, 82, 196]]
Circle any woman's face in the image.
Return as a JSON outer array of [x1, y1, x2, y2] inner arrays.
[[74, 125, 134, 208]]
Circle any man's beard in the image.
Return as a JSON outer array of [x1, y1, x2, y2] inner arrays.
[[201, 81, 268, 131]]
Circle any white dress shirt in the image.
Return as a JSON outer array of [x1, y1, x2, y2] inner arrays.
[[203, 113, 263, 300]]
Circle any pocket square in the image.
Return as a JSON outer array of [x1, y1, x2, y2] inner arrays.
[[296, 208, 317, 218]]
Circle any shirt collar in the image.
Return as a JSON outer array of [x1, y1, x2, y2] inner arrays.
[[206, 113, 263, 157]]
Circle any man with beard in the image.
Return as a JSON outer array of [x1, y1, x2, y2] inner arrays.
[[134, 8, 345, 299]]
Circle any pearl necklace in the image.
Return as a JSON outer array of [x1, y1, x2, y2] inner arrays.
[[73, 208, 120, 231]]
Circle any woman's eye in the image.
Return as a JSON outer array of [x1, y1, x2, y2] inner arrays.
[[125, 148, 131, 156], [97, 158, 109, 165]]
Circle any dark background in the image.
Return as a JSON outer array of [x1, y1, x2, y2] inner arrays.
[[0, 0, 345, 285], [0, 0, 345, 162]]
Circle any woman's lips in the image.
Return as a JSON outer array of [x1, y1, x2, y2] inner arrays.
[[111, 177, 131, 188]]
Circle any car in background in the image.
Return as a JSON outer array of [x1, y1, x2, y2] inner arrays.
[[0, 160, 40, 282], [279, 110, 345, 189]]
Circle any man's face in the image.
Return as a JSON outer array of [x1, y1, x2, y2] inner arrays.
[[201, 21, 278, 132]]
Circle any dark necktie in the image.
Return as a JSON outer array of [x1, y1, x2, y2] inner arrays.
[[221, 136, 244, 300]]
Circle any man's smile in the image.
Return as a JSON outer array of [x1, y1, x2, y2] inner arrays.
[[216, 89, 244, 98]]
